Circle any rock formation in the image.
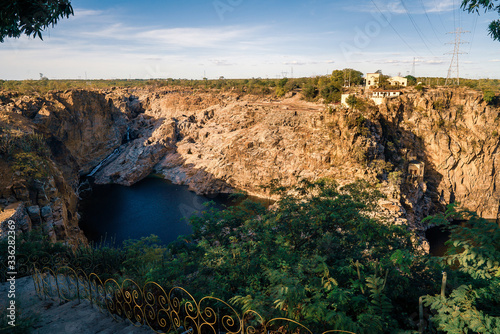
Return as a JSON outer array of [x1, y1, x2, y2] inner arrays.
[[0, 86, 498, 244]]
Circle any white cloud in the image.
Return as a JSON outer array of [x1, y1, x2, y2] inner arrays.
[[72, 9, 105, 18], [424, 0, 456, 13], [283, 61, 306, 65], [354, 0, 455, 14], [134, 27, 260, 48], [210, 59, 235, 66]]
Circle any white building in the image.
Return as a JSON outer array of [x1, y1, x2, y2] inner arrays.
[[371, 90, 401, 105], [372, 90, 401, 98], [389, 76, 408, 87], [366, 73, 381, 88]]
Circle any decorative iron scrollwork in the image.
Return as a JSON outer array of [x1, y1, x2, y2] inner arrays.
[[31, 266, 356, 334]]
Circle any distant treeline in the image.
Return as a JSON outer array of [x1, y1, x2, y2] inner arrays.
[[1, 71, 499, 103]]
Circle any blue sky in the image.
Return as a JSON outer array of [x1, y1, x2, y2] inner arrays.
[[1, 0, 499, 80]]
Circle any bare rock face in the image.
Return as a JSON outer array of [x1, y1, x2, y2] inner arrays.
[[0, 202, 31, 237], [32, 90, 133, 180], [387, 88, 500, 219], [1, 86, 498, 245], [0, 89, 138, 245], [84, 88, 500, 229], [92, 118, 177, 185]]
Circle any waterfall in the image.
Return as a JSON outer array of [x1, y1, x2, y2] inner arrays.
[[88, 148, 120, 177]]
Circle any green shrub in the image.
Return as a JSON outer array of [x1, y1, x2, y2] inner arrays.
[[13, 152, 51, 181], [319, 84, 340, 103], [483, 90, 496, 104], [302, 84, 318, 100], [422, 205, 500, 333]]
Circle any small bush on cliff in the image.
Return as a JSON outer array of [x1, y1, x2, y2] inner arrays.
[[0, 132, 49, 159], [483, 90, 497, 104], [13, 152, 51, 182]]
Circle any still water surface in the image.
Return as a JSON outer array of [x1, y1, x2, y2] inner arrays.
[[79, 177, 233, 245], [80, 176, 495, 254]]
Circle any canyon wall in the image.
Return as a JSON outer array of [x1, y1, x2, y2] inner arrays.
[[1, 86, 498, 243], [0, 89, 138, 244]]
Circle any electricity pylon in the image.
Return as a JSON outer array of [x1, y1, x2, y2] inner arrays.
[[445, 28, 469, 86]]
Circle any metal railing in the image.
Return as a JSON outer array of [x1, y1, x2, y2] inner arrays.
[[30, 264, 356, 334], [1, 252, 356, 333]]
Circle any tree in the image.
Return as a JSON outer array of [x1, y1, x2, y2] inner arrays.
[[0, 0, 73, 42], [422, 204, 500, 333], [302, 84, 318, 100], [483, 90, 496, 104], [148, 179, 436, 332], [405, 75, 417, 86], [330, 69, 364, 87], [346, 94, 358, 109], [462, 0, 500, 41]]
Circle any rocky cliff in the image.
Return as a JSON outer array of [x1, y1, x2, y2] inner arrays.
[[0, 89, 139, 244], [0, 86, 498, 244]]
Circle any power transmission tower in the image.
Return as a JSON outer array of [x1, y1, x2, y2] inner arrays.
[[445, 28, 469, 86], [411, 57, 416, 77]]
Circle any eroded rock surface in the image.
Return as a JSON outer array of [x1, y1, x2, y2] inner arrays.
[[1, 86, 499, 244]]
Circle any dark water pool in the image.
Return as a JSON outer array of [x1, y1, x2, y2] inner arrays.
[[79, 177, 236, 246], [425, 226, 451, 257], [425, 219, 498, 256]]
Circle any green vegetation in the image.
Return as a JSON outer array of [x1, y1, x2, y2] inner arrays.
[[422, 204, 500, 333], [0, 0, 73, 42], [0, 127, 52, 183], [1, 73, 499, 103], [346, 94, 358, 109], [405, 75, 417, 86], [462, 0, 500, 41], [483, 90, 497, 104], [2, 180, 500, 333]]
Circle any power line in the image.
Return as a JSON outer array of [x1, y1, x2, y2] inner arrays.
[[468, 14, 478, 54], [370, 0, 420, 55], [458, 0, 462, 31], [418, 0, 443, 43], [435, 3, 448, 31], [400, 0, 436, 55], [453, 0, 456, 31], [445, 28, 470, 85]]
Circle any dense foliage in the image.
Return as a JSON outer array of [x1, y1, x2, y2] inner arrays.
[[0, 0, 73, 42], [2, 179, 500, 332], [422, 205, 500, 333], [134, 179, 442, 333], [462, 0, 500, 41]]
